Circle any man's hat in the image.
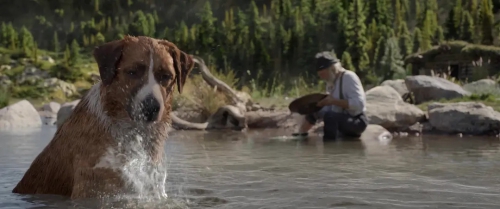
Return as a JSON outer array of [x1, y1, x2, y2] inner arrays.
[[315, 51, 339, 71], [288, 93, 329, 115]]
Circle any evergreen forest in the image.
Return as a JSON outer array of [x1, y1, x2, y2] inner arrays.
[[1, 0, 500, 95]]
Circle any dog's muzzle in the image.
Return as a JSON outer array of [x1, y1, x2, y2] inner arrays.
[[140, 94, 161, 122]]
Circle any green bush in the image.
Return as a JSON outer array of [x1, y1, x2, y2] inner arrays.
[[0, 87, 9, 108], [48, 63, 84, 83], [466, 93, 496, 101], [8, 50, 29, 60], [3, 66, 24, 80], [11, 85, 49, 99], [0, 55, 10, 65]]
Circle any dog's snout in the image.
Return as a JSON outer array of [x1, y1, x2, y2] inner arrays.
[[141, 95, 161, 122]]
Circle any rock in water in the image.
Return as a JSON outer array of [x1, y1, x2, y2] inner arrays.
[[365, 86, 425, 131], [56, 100, 80, 128], [405, 75, 470, 104], [359, 124, 393, 143], [42, 102, 61, 114], [0, 100, 42, 130], [428, 102, 500, 135]]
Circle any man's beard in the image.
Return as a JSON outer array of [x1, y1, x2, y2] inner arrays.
[[325, 69, 337, 84]]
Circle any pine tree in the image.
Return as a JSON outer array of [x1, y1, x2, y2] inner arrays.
[[397, 22, 413, 58], [63, 45, 70, 66], [480, 0, 494, 44], [380, 37, 406, 80], [32, 42, 38, 64], [0, 22, 6, 47], [128, 11, 150, 36], [95, 32, 105, 44], [412, 28, 422, 53], [53, 32, 59, 59], [197, 1, 217, 54], [69, 40, 80, 66], [460, 11, 475, 42], [341, 51, 355, 72], [5, 23, 17, 50], [18, 26, 34, 54], [420, 10, 436, 51], [445, 0, 463, 39], [366, 20, 380, 66], [344, 0, 370, 78], [146, 13, 156, 37], [433, 26, 444, 44], [393, 0, 404, 33]]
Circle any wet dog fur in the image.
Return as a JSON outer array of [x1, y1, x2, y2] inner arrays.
[[11, 35, 194, 199]]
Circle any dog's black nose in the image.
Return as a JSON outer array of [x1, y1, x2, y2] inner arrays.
[[141, 95, 161, 122]]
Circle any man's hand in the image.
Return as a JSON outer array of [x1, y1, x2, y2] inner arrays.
[[317, 95, 335, 107], [317, 95, 350, 109]]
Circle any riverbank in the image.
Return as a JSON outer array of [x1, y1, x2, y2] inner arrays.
[[1, 48, 500, 137], [2, 69, 500, 138]]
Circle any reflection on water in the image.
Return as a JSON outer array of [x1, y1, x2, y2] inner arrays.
[[1, 127, 500, 208]]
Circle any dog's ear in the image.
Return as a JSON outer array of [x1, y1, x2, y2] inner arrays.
[[174, 50, 194, 94], [93, 39, 125, 85], [159, 40, 194, 94]]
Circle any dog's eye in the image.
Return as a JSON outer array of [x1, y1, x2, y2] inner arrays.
[[159, 74, 172, 82], [127, 70, 138, 76]]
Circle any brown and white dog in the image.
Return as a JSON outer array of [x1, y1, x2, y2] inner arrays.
[[12, 35, 194, 199]]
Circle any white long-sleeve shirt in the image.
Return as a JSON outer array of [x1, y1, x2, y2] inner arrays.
[[323, 70, 367, 116]]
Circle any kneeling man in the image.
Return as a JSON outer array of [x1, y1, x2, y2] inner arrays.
[[298, 51, 368, 140]]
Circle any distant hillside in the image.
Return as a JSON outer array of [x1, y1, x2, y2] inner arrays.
[[1, 0, 500, 91]]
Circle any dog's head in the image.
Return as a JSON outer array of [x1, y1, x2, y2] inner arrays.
[[92, 36, 194, 123]]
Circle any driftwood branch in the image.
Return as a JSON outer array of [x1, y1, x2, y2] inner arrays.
[[171, 56, 294, 131], [191, 55, 251, 107]]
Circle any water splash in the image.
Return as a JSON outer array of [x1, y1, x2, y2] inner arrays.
[[115, 134, 168, 200]]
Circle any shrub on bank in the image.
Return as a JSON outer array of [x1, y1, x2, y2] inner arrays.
[[0, 87, 9, 108]]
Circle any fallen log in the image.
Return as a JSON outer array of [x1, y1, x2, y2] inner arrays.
[[171, 108, 299, 131], [172, 56, 288, 131], [191, 55, 252, 112]]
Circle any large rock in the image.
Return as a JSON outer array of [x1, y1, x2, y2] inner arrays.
[[41, 78, 77, 97], [428, 102, 500, 135], [0, 74, 11, 88], [40, 55, 55, 64], [42, 102, 61, 114], [380, 79, 408, 96], [56, 100, 80, 128], [16, 66, 50, 85], [0, 100, 42, 130], [405, 75, 471, 104], [365, 86, 425, 131], [463, 79, 499, 94], [39, 102, 61, 125]]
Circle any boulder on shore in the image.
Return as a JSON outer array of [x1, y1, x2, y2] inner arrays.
[[365, 85, 425, 131], [42, 102, 61, 114], [56, 100, 80, 128], [405, 75, 470, 104], [427, 102, 500, 135], [0, 100, 42, 130], [462, 79, 499, 94], [380, 79, 408, 96]]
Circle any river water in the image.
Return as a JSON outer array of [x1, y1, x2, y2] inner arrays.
[[1, 126, 500, 208]]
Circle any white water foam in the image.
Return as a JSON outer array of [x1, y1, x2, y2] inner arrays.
[[119, 135, 168, 200]]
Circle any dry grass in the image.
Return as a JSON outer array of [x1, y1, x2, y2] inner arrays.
[[417, 94, 500, 112], [172, 74, 230, 120]]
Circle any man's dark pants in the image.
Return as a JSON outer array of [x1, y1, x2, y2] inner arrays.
[[306, 111, 368, 140]]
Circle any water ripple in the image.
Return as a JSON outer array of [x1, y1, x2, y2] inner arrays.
[[1, 130, 500, 208]]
